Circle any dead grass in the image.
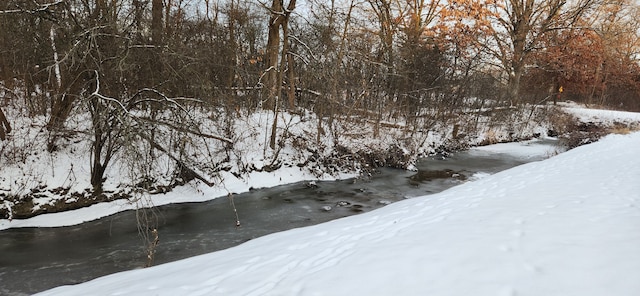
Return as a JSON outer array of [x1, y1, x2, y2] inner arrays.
[[609, 123, 639, 135], [610, 126, 632, 135], [481, 129, 499, 145], [548, 108, 579, 135]]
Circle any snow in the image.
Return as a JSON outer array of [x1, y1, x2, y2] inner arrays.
[[14, 98, 633, 227], [0, 168, 354, 230], [36, 131, 640, 296], [560, 101, 640, 125], [470, 138, 562, 159], [0, 108, 360, 230], [0, 103, 561, 229]]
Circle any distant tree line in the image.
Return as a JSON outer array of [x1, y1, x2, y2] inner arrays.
[[1, 0, 638, 123]]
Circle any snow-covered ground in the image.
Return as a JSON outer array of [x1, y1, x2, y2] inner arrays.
[[2, 103, 639, 295], [0, 103, 556, 227], [0, 137, 557, 231], [470, 137, 562, 159], [560, 101, 640, 125], [0, 109, 366, 225], [35, 131, 640, 296]]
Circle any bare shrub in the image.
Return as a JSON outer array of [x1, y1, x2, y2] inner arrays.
[[547, 108, 579, 136]]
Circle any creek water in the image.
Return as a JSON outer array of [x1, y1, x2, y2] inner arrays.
[[0, 140, 558, 295]]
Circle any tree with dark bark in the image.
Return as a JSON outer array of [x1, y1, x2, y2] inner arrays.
[[0, 106, 10, 141]]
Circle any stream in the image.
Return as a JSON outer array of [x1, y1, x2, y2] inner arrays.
[[0, 140, 558, 295]]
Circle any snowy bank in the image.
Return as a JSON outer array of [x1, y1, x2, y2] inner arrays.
[[37, 132, 640, 296], [562, 103, 640, 125], [0, 167, 355, 230], [1, 104, 558, 227]]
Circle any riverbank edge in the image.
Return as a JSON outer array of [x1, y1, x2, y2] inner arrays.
[[0, 104, 636, 228]]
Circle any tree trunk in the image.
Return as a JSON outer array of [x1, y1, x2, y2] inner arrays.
[[220, 1, 238, 113], [507, 29, 527, 105], [165, 0, 173, 37], [152, 0, 163, 45], [264, 0, 296, 150], [369, 0, 395, 76], [46, 26, 74, 151], [150, 0, 164, 90], [133, 0, 145, 38], [264, 1, 282, 111], [95, 0, 106, 20], [287, 51, 295, 110], [226, 0, 238, 91], [89, 99, 107, 194], [0, 106, 11, 141], [507, 65, 523, 106]]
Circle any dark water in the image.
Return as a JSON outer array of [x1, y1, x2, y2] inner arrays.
[[0, 142, 556, 295]]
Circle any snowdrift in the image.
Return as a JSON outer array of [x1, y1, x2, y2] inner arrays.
[[37, 132, 640, 296]]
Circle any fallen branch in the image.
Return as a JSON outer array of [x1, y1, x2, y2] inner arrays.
[[137, 132, 216, 187]]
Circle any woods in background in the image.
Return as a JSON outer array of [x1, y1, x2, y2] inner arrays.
[[0, 0, 639, 191], [1, 0, 638, 119]]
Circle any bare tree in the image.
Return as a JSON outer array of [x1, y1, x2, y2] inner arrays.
[[484, 0, 599, 104], [87, 70, 233, 193], [367, 0, 395, 75], [395, 0, 445, 121], [263, 0, 297, 149]]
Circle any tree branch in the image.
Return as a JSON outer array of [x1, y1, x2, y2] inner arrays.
[[0, 0, 63, 15]]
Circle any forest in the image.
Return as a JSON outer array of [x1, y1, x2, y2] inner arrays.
[[0, 0, 639, 207]]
